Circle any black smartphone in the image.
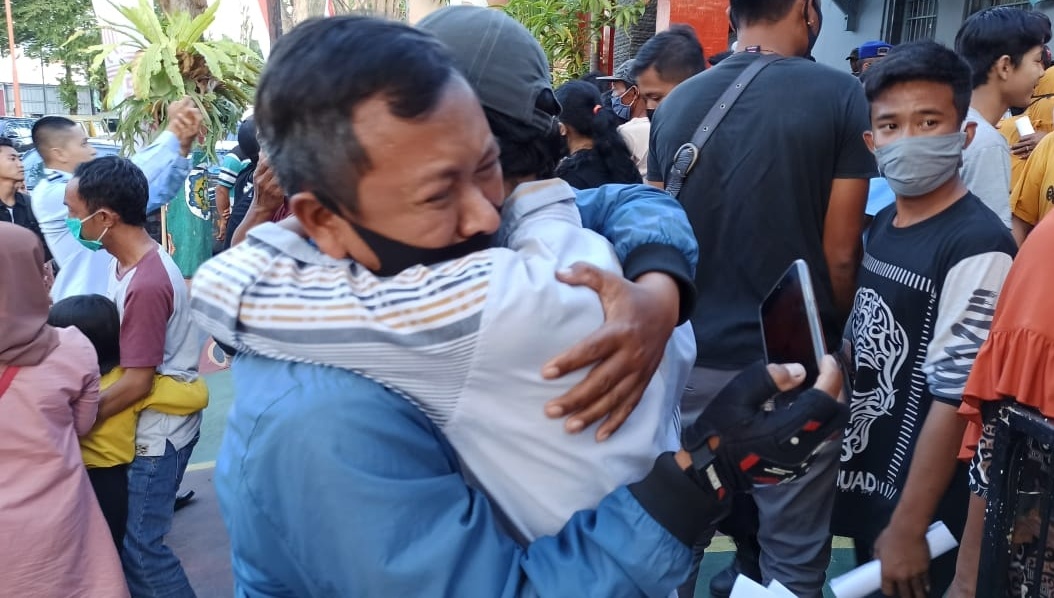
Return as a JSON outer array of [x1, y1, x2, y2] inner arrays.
[[760, 259, 826, 388]]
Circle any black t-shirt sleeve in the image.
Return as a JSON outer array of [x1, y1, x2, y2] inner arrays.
[[833, 83, 879, 180], [646, 119, 664, 183]]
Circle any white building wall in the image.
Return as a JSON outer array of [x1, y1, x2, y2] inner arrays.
[[812, 0, 1054, 72]]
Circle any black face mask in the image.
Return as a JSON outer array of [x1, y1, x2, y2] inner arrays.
[[349, 220, 493, 277], [646, 108, 656, 120]]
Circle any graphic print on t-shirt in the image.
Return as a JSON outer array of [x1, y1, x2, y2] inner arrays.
[[841, 255, 935, 502], [842, 287, 909, 464]]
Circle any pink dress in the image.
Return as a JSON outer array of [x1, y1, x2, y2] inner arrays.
[[0, 326, 129, 597]]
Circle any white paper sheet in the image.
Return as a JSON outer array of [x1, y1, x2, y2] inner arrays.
[[829, 521, 959, 598], [729, 576, 799, 597]]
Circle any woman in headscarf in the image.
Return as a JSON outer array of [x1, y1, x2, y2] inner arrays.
[[0, 222, 129, 597]]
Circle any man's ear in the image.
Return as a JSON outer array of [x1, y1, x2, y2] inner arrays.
[[994, 54, 1013, 82], [95, 208, 122, 229], [863, 130, 876, 154], [962, 121, 978, 150], [288, 192, 380, 269], [49, 145, 67, 165]]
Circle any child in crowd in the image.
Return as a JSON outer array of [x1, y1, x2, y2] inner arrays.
[[48, 293, 204, 556], [48, 294, 127, 550]]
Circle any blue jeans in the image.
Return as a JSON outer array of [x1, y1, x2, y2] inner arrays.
[[123, 434, 199, 598]]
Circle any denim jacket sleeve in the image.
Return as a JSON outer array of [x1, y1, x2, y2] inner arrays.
[[574, 183, 699, 323], [131, 131, 193, 214]]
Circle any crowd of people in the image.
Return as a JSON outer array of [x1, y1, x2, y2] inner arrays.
[[3, 0, 1054, 597]]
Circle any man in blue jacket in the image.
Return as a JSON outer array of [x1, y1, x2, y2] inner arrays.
[[193, 12, 849, 596]]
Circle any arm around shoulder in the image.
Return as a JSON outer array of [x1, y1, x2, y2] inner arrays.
[[574, 184, 697, 321]]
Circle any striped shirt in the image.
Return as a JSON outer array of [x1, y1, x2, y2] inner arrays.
[[192, 178, 695, 542]]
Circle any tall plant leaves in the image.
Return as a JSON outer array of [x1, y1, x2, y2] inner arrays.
[[91, 0, 260, 162]]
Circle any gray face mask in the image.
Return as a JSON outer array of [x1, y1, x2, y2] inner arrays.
[[874, 132, 966, 198]]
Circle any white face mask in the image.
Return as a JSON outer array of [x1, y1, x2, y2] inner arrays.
[[874, 132, 966, 197]]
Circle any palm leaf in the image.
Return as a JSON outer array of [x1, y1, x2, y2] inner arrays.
[[134, 44, 168, 98], [163, 39, 186, 95], [114, 0, 165, 44], [192, 42, 232, 81], [183, 1, 221, 47], [86, 43, 120, 72], [104, 61, 132, 109]]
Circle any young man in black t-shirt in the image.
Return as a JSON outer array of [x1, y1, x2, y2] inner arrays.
[[0, 138, 49, 261], [833, 41, 1017, 597], [648, 1, 875, 596]]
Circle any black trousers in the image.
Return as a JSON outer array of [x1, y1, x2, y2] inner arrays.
[[87, 463, 129, 553]]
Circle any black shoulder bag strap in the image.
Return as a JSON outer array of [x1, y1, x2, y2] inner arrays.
[[666, 54, 783, 198]]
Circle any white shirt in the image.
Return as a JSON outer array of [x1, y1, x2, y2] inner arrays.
[[619, 117, 651, 178], [962, 107, 1013, 228]]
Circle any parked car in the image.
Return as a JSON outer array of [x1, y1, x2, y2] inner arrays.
[[1, 117, 36, 153], [21, 139, 120, 191], [68, 115, 118, 140]]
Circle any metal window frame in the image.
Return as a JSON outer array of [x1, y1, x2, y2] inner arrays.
[[977, 401, 1054, 596], [885, 0, 939, 44]]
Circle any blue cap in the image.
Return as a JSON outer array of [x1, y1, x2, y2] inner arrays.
[[858, 40, 892, 60]]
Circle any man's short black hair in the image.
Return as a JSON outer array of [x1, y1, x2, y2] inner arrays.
[[31, 115, 78, 149], [48, 294, 121, 376], [237, 118, 259, 164], [863, 41, 973, 124], [255, 16, 457, 215], [631, 25, 707, 84], [72, 156, 149, 227], [955, 7, 1051, 89], [729, 0, 799, 26], [0, 137, 14, 150]]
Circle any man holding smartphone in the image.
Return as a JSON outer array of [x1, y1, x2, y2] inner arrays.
[[647, 1, 875, 595], [834, 41, 1016, 597]]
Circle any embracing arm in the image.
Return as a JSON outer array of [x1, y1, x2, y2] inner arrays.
[[573, 183, 697, 322], [98, 367, 154, 421]]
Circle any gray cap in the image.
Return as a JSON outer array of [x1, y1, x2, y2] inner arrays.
[[597, 59, 637, 85], [418, 6, 559, 136]]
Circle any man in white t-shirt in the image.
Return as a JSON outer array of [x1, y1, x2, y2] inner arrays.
[[64, 156, 207, 598], [599, 60, 650, 178], [30, 99, 201, 301], [955, 7, 1048, 234]]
